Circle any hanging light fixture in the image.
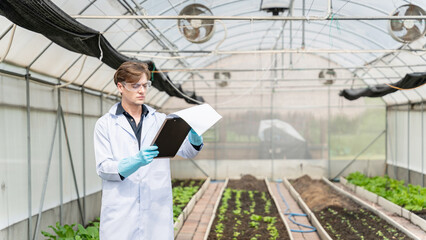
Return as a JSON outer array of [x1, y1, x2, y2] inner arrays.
[[260, 0, 291, 16]]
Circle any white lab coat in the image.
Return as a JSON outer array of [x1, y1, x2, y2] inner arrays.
[[94, 103, 200, 240]]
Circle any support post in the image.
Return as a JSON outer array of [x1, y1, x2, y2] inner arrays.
[[33, 110, 60, 240], [81, 88, 86, 221], [422, 102, 425, 187], [25, 69, 32, 240], [407, 106, 410, 184], [58, 85, 63, 225], [59, 106, 85, 226]]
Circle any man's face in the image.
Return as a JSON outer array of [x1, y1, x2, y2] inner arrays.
[[117, 74, 151, 106]]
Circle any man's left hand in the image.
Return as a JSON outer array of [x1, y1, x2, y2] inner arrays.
[[188, 129, 203, 146]]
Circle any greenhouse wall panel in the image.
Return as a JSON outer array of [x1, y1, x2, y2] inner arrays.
[[29, 110, 62, 217], [395, 110, 409, 168], [0, 107, 29, 230], [408, 111, 423, 171], [387, 110, 396, 167], [0, 75, 27, 106], [387, 108, 426, 185], [29, 86, 57, 111], [0, 73, 103, 232]]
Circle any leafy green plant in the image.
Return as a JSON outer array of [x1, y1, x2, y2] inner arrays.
[[172, 185, 200, 221], [250, 214, 263, 222], [261, 192, 271, 214], [42, 222, 77, 240], [249, 221, 260, 229], [347, 172, 426, 211], [215, 188, 232, 240], [41, 219, 100, 240], [248, 190, 256, 214], [213, 188, 283, 239]]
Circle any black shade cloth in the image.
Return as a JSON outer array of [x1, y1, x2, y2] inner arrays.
[[339, 72, 426, 101], [0, 0, 203, 104]]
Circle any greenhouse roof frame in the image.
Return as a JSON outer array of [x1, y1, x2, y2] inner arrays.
[[0, 0, 425, 107]]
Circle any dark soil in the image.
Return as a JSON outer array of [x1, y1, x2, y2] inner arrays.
[[412, 209, 426, 220], [227, 174, 267, 192], [291, 175, 412, 240], [207, 175, 290, 240], [172, 178, 205, 188]]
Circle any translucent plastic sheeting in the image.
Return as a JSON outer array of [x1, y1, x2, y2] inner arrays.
[[394, 110, 410, 168], [387, 109, 426, 175], [0, 106, 29, 230], [163, 51, 386, 162], [0, 74, 106, 230]]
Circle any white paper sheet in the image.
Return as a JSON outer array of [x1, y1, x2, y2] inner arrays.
[[168, 103, 222, 135]]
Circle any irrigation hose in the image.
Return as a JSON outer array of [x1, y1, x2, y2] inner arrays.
[[275, 181, 317, 233]]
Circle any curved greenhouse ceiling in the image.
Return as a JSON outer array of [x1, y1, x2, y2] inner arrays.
[[0, 0, 425, 107]]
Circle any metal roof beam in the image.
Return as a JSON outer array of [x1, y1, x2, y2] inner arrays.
[[72, 15, 426, 21]]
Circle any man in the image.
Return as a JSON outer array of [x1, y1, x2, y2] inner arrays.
[[94, 61, 203, 240]]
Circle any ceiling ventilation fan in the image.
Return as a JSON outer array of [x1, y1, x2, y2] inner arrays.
[[388, 4, 426, 43], [214, 72, 230, 87], [318, 69, 336, 85], [178, 4, 215, 43]]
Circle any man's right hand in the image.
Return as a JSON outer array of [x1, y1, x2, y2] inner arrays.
[[118, 145, 159, 178]]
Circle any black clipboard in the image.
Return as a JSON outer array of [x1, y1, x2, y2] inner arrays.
[[151, 117, 191, 158]]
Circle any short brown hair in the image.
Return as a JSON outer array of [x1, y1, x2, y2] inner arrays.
[[114, 61, 151, 85]]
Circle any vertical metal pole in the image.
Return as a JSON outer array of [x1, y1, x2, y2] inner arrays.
[[60, 106, 85, 226], [270, 88, 274, 180], [289, 4, 293, 66], [33, 110, 60, 240], [81, 88, 86, 222], [327, 85, 331, 179], [270, 54, 276, 180], [282, 29, 284, 80], [385, 107, 388, 176], [302, 0, 305, 49], [214, 79, 217, 179], [407, 106, 410, 184], [25, 69, 32, 240], [58, 83, 63, 225], [422, 102, 424, 187], [394, 107, 398, 179]]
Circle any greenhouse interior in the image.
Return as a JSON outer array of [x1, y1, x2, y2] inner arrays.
[[0, 0, 426, 239]]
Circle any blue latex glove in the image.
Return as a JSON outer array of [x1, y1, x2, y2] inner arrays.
[[118, 145, 159, 178], [188, 129, 203, 146]]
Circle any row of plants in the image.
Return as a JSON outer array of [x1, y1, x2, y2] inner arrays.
[[213, 189, 279, 240], [208, 182, 289, 240], [347, 172, 426, 211], [318, 206, 408, 240], [42, 219, 100, 240], [172, 179, 204, 221], [290, 175, 410, 240], [42, 179, 204, 239]]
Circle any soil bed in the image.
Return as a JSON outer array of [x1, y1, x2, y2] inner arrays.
[[207, 175, 290, 240], [172, 178, 204, 188], [412, 210, 426, 220], [291, 175, 412, 240]]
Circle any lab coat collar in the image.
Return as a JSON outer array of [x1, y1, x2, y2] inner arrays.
[[140, 105, 157, 145], [108, 103, 158, 144], [115, 102, 149, 117], [108, 102, 157, 116]]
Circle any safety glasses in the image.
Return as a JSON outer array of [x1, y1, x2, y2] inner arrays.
[[122, 81, 152, 92]]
